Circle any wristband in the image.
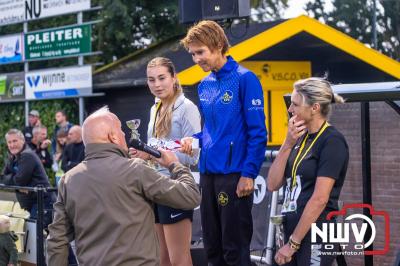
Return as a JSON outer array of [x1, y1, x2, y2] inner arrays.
[[289, 235, 301, 251]]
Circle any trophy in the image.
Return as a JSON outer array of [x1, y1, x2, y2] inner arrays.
[[148, 137, 181, 150], [126, 119, 141, 142], [270, 215, 285, 250]]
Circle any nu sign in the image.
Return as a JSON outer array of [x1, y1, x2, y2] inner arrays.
[[25, 24, 91, 60], [25, 0, 91, 21]]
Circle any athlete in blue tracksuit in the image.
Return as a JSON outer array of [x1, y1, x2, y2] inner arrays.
[[181, 21, 267, 266]]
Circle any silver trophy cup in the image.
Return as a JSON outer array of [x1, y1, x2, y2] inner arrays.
[[126, 119, 141, 141], [270, 215, 285, 250]]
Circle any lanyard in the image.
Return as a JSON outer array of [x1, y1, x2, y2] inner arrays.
[[290, 121, 329, 190], [152, 101, 162, 138]]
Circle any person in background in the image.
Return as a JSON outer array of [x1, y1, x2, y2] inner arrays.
[[180, 20, 267, 266], [267, 78, 349, 266], [0, 215, 18, 266], [47, 106, 201, 265], [1, 129, 77, 265], [61, 126, 85, 173], [0, 129, 55, 228], [28, 125, 53, 170], [130, 57, 201, 266], [23, 110, 41, 144], [53, 130, 68, 186], [52, 110, 73, 155]]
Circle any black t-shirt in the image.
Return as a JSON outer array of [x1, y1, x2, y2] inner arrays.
[[283, 126, 349, 220]]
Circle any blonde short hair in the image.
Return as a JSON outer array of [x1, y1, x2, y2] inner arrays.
[[181, 20, 229, 55], [294, 77, 345, 118]]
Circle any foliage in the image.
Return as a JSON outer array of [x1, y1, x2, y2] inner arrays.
[[305, 0, 400, 60], [251, 0, 289, 21], [93, 0, 186, 64]]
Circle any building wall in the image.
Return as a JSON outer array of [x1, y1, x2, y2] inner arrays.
[[331, 102, 400, 266]]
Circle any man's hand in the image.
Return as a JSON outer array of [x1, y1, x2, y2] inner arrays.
[[40, 139, 52, 149], [129, 148, 151, 160], [154, 149, 179, 169], [236, 177, 254, 197]]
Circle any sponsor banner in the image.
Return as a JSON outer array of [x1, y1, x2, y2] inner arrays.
[[0, 0, 91, 26], [25, 65, 92, 99], [0, 72, 25, 100], [25, 24, 91, 60], [0, 34, 24, 64], [0, 0, 24, 26]]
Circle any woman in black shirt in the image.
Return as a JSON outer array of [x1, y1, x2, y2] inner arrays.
[[268, 77, 349, 266]]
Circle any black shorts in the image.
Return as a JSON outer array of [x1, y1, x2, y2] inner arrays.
[[154, 203, 193, 224]]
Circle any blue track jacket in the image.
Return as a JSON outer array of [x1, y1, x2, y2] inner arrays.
[[196, 56, 267, 178]]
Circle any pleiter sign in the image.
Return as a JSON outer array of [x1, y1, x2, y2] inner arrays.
[[25, 65, 92, 99], [25, 24, 91, 60]]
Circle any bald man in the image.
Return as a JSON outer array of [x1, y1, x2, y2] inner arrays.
[[47, 107, 201, 266], [61, 125, 85, 173]]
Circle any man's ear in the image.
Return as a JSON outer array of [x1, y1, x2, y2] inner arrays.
[[108, 131, 118, 145]]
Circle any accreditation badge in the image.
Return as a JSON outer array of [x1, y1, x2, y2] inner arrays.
[[281, 177, 292, 213], [281, 175, 301, 213]]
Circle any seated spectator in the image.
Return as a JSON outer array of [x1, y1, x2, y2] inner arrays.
[[61, 126, 84, 173], [28, 125, 53, 169]]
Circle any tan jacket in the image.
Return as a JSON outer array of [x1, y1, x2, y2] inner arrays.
[[47, 143, 201, 266]]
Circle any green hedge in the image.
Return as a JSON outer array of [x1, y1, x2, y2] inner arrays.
[[0, 100, 78, 185]]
